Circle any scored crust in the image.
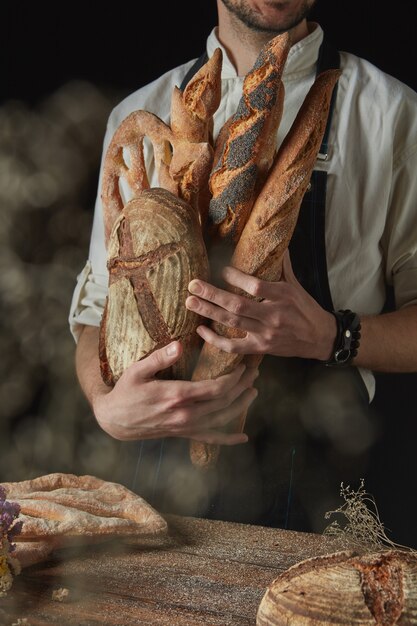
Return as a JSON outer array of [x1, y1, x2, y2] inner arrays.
[[99, 187, 210, 385], [256, 549, 417, 625], [1, 473, 168, 541]]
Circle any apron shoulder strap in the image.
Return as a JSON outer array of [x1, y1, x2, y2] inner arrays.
[[179, 52, 210, 92], [316, 39, 341, 158]]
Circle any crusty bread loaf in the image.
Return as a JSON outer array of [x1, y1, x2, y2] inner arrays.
[[101, 109, 175, 245], [1, 473, 168, 541], [208, 32, 290, 244], [99, 187, 210, 385], [190, 70, 341, 469], [256, 549, 417, 625], [1, 473, 168, 568]]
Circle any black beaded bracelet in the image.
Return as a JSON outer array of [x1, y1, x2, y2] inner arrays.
[[323, 309, 361, 367]]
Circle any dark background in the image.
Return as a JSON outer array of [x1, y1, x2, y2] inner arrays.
[[1, 1, 417, 548], [3, 1, 417, 102]]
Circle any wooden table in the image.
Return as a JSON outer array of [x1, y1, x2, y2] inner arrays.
[[1, 515, 341, 625]]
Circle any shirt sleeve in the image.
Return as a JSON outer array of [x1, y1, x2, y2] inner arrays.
[[381, 141, 417, 310], [68, 109, 118, 342]]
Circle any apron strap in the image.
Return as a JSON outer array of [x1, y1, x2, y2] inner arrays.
[[316, 38, 341, 158], [289, 38, 340, 312], [179, 52, 209, 92]]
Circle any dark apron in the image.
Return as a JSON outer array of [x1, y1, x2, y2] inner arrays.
[[120, 39, 373, 534]]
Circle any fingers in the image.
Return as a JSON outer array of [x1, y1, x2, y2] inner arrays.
[[189, 430, 248, 445], [221, 266, 269, 298], [185, 386, 258, 444], [195, 324, 251, 354], [129, 341, 183, 380], [183, 367, 259, 420], [186, 294, 260, 333], [187, 278, 261, 321], [173, 361, 247, 403], [203, 385, 258, 430]]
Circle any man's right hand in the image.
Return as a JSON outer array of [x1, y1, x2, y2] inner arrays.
[[76, 326, 258, 445]]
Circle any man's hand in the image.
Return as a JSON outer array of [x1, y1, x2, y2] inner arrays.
[[76, 326, 258, 444], [185, 251, 337, 361]]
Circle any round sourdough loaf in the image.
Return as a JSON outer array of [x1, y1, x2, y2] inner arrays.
[[256, 549, 417, 625], [99, 187, 209, 385]]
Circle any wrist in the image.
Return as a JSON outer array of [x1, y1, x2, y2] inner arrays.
[[322, 309, 362, 367], [316, 310, 338, 361]]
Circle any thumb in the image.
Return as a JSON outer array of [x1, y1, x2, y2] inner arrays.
[[134, 341, 183, 379], [281, 249, 299, 285]]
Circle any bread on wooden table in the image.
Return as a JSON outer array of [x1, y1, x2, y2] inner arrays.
[[1, 473, 167, 538], [190, 69, 341, 470], [256, 549, 417, 625], [1, 473, 168, 567]]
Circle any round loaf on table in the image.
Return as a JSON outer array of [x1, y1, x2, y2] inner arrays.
[[99, 187, 210, 385], [256, 549, 417, 625]]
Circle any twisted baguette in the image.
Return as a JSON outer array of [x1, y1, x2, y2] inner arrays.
[[190, 69, 342, 469], [208, 33, 291, 243]]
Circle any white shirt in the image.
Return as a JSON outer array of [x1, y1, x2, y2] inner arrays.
[[68, 24, 417, 401]]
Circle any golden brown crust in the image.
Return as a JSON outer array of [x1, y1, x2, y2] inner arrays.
[[1, 473, 168, 542], [256, 549, 417, 625], [171, 48, 223, 144], [190, 70, 341, 470], [232, 70, 341, 282], [208, 33, 291, 243], [169, 49, 222, 224], [102, 51, 222, 249], [101, 110, 175, 245], [13, 538, 62, 568], [99, 188, 209, 384]]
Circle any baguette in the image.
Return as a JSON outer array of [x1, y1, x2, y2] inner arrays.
[[168, 48, 222, 224], [207, 32, 291, 244], [190, 69, 341, 469], [170, 47, 222, 144]]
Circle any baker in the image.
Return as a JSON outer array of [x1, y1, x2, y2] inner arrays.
[[69, 0, 417, 533]]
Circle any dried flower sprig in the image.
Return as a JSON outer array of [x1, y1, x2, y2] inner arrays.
[[0, 485, 22, 596], [323, 479, 413, 553]]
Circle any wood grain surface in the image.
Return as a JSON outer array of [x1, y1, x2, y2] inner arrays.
[[1, 515, 344, 626]]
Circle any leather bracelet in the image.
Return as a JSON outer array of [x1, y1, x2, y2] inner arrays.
[[323, 309, 361, 367]]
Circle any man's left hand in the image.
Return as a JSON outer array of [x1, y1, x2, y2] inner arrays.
[[186, 251, 337, 361]]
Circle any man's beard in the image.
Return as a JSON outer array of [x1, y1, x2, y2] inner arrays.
[[220, 0, 316, 34]]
